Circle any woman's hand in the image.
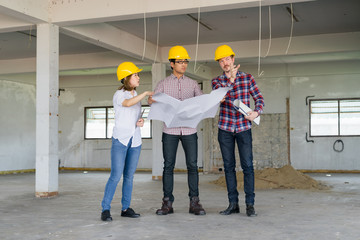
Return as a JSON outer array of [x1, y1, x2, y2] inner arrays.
[[136, 118, 144, 127], [147, 91, 154, 96]]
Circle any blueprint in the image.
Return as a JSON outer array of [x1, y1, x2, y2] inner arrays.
[[148, 87, 231, 128], [233, 99, 260, 125]]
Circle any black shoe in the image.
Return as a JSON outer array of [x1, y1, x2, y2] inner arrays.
[[219, 202, 240, 215], [101, 210, 112, 221], [121, 208, 140, 218], [246, 205, 257, 217]]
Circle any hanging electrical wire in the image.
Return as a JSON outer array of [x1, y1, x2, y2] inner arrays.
[[153, 17, 160, 64], [27, 25, 33, 49], [264, 6, 272, 58], [285, 3, 294, 54], [193, 7, 202, 73], [142, 12, 147, 60], [257, 0, 264, 76]]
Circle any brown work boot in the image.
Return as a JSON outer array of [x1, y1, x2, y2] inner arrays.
[[156, 197, 174, 215], [189, 196, 206, 215]]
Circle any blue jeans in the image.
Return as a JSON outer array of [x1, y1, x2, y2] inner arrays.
[[101, 137, 141, 211], [162, 133, 199, 202], [218, 128, 255, 205]]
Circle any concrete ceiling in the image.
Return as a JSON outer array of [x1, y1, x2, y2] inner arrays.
[[109, 0, 360, 46], [0, 0, 359, 75]]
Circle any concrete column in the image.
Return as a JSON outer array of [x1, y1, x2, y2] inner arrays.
[[35, 23, 59, 198], [151, 63, 166, 180], [201, 80, 213, 173]]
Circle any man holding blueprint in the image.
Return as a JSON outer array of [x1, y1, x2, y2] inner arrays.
[[148, 46, 206, 216], [212, 45, 265, 217]]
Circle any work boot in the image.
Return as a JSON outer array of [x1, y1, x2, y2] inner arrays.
[[189, 196, 206, 215], [219, 202, 240, 215], [246, 204, 257, 217], [156, 197, 174, 215]]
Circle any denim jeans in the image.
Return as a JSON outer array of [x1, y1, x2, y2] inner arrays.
[[162, 133, 199, 202], [101, 137, 141, 211], [218, 128, 255, 205]]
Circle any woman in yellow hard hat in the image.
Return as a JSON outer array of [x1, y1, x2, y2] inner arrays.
[[101, 62, 153, 221]]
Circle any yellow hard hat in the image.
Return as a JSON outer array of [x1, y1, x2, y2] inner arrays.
[[214, 45, 235, 61], [168, 45, 191, 60], [116, 62, 142, 81]]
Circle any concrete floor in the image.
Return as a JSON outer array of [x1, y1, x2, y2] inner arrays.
[[1, 171, 360, 240]]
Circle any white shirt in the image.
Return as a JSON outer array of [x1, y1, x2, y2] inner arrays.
[[112, 89, 142, 147]]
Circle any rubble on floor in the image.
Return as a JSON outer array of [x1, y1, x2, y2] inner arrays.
[[212, 165, 329, 190]]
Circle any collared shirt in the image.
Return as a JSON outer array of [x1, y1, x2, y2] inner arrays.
[[212, 71, 264, 133], [112, 89, 142, 147], [154, 73, 203, 135]]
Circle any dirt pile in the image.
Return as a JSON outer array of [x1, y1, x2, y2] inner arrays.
[[212, 165, 329, 190]]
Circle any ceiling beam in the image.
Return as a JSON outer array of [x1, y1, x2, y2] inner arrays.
[[0, 51, 143, 75], [50, 0, 313, 26], [61, 23, 160, 63], [169, 32, 360, 62], [0, 13, 34, 33], [0, 0, 49, 24], [1, 32, 359, 75]]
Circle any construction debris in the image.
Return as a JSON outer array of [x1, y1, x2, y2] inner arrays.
[[212, 165, 329, 190]]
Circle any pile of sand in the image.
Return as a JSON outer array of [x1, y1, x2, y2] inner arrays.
[[212, 165, 329, 190]]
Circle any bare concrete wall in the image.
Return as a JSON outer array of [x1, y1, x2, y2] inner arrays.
[[252, 113, 289, 169], [290, 73, 360, 170], [0, 79, 36, 171], [208, 112, 289, 173]]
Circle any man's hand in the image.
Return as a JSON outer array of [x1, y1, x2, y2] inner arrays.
[[220, 96, 226, 103], [244, 111, 259, 122], [229, 64, 240, 83], [147, 95, 156, 105]]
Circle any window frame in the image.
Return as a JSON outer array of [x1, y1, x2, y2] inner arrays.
[[84, 106, 152, 140], [309, 98, 360, 137]]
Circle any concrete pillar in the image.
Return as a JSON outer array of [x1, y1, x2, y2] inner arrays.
[[201, 80, 213, 173], [35, 23, 59, 198], [151, 63, 166, 180]]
